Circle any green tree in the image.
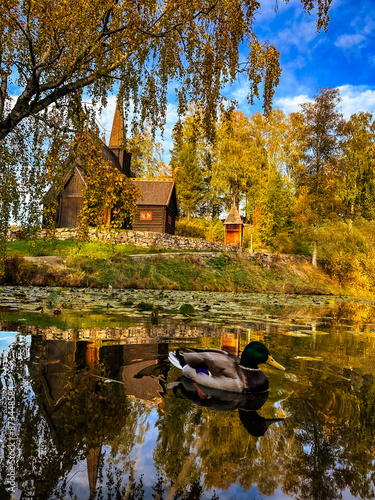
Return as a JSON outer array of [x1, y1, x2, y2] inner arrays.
[[291, 88, 344, 265], [128, 124, 167, 178], [212, 111, 254, 211], [339, 112, 375, 224], [170, 116, 204, 220], [256, 170, 294, 246]]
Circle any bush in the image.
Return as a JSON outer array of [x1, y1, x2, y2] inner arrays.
[[175, 218, 224, 242], [1, 254, 36, 285], [317, 219, 375, 291]]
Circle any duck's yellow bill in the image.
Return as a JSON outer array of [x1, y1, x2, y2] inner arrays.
[[266, 355, 286, 371]]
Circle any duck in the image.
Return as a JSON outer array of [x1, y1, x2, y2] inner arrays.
[[168, 341, 285, 393]]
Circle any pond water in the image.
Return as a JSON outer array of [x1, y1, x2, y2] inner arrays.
[[0, 287, 375, 499]]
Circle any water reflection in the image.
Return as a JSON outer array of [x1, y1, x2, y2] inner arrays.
[[170, 379, 284, 437], [0, 313, 374, 499]]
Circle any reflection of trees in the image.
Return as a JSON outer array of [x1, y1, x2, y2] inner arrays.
[[1, 329, 375, 499], [0, 336, 139, 499], [153, 363, 375, 500], [281, 374, 375, 500], [153, 390, 202, 493]]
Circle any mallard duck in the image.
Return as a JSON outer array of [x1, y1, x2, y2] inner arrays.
[[168, 341, 285, 393]]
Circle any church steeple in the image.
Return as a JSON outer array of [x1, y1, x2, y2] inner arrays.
[[108, 98, 131, 176], [109, 100, 124, 148]]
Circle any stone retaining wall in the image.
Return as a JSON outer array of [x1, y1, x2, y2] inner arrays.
[[7, 226, 313, 265], [7, 226, 244, 253]]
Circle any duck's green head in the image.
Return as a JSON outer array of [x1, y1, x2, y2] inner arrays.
[[240, 341, 285, 370]]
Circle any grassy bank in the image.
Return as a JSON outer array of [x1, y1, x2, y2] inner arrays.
[[1, 238, 360, 297]]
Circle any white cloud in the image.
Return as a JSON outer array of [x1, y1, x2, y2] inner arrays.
[[361, 14, 375, 35], [274, 94, 313, 114], [338, 85, 375, 118], [275, 85, 375, 119], [272, 19, 318, 53], [334, 33, 366, 49]]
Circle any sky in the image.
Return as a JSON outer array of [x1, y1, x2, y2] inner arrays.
[[96, 0, 375, 163]]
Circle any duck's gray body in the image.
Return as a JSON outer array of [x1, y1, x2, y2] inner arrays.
[[168, 347, 270, 393]]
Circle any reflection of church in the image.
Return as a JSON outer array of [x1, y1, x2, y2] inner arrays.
[[29, 336, 169, 498]]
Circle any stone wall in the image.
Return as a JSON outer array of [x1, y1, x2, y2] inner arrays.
[[7, 226, 313, 265], [7, 226, 244, 253]]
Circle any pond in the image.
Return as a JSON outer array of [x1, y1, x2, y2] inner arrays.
[[0, 287, 375, 499]]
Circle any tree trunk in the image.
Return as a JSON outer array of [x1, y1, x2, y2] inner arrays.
[[312, 239, 318, 267], [348, 202, 354, 232]]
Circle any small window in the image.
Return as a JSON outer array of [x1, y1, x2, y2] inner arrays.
[[140, 211, 153, 221], [167, 214, 173, 225]]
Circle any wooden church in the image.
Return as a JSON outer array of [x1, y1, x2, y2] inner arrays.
[[44, 103, 177, 235]]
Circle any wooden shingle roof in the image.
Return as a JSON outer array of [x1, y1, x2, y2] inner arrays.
[[130, 179, 175, 206], [108, 102, 124, 148], [224, 204, 243, 225]]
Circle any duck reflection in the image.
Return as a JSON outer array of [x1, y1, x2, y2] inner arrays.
[[171, 377, 284, 436]]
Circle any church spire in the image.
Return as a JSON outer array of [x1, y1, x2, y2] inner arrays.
[[109, 99, 124, 148]]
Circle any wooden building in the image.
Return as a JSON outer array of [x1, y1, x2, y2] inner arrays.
[[43, 101, 177, 234], [44, 142, 131, 228], [130, 178, 177, 234], [224, 204, 244, 246]]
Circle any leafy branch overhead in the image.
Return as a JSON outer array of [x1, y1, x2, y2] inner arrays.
[[0, 0, 332, 141]]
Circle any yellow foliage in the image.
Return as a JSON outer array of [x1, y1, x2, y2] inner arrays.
[[71, 135, 140, 239]]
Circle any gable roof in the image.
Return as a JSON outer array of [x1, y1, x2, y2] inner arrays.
[[129, 179, 175, 206], [224, 204, 243, 225]]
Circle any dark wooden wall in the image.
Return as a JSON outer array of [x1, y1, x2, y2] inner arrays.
[[132, 195, 177, 234], [132, 205, 166, 233], [58, 172, 84, 227]]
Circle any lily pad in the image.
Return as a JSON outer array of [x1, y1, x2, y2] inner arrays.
[[294, 356, 323, 361], [282, 331, 310, 337], [137, 302, 154, 311], [301, 330, 329, 335], [179, 304, 196, 316]]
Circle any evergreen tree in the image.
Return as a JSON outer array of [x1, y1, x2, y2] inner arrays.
[[339, 112, 375, 223], [170, 116, 205, 220], [291, 87, 344, 265], [256, 171, 294, 245]]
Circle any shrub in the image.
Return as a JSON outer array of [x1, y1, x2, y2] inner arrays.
[[175, 218, 224, 242], [1, 254, 35, 285], [317, 219, 375, 290]]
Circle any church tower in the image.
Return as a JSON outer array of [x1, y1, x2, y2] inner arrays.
[[108, 100, 131, 177]]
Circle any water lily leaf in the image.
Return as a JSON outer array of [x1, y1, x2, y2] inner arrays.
[[294, 356, 323, 361], [179, 304, 196, 315], [303, 330, 329, 335], [282, 331, 310, 337]]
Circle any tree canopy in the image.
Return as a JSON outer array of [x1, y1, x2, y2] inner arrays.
[[0, 0, 332, 142]]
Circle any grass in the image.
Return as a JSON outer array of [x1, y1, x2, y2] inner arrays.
[[2, 237, 364, 296], [6, 238, 178, 259]]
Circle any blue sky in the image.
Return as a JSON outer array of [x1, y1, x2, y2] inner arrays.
[[97, 0, 375, 162]]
